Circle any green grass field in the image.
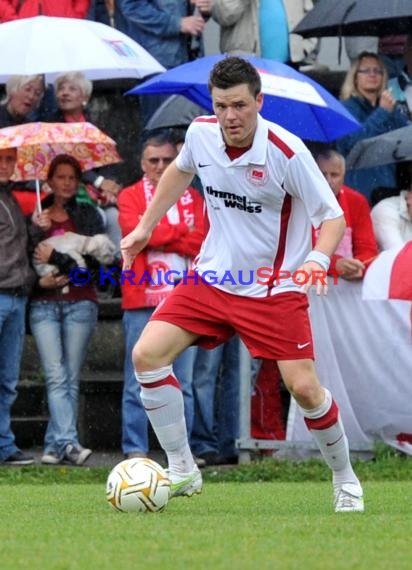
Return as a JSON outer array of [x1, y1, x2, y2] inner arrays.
[[0, 458, 411, 570]]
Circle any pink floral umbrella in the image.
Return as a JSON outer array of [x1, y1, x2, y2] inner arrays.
[[0, 121, 121, 210]]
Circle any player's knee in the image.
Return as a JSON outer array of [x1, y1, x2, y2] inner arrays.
[[287, 377, 321, 409], [132, 341, 158, 372]]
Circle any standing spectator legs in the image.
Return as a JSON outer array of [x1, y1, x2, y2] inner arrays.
[[30, 300, 98, 458], [191, 336, 241, 463], [0, 294, 27, 461], [215, 336, 240, 460], [122, 308, 153, 456], [190, 344, 223, 458], [174, 345, 197, 437]]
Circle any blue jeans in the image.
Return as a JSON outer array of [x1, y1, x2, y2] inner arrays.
[[0, 293, 27, 461], [29, 300, 98, 457], [190, 336, 240, 458], [122, 308, 196, 455]]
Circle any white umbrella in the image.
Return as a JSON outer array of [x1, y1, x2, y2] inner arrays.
[[0, 16, 165, 83]]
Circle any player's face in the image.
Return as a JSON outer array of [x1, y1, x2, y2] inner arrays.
[[141, 143, 177, 187], [212, 84, 263, 148], [316, 156, 345, 196]]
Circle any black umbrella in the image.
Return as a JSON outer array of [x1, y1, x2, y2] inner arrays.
[[293, 0, 412, 37], [144, 94, 208, 132], [345, 125, 412, 170]]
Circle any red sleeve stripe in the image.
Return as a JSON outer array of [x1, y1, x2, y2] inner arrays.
[[268, 129, 295, 158]]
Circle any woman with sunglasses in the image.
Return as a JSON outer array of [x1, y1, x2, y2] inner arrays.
[[336, 51, 408, 203]]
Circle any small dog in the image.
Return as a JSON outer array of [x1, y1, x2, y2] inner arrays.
[[34, 231, 116, 277]]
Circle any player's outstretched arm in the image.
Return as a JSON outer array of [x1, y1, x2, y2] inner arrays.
[[120, 162, 194, 269]]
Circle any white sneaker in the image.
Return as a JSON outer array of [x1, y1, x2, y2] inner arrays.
[[167, 466, 203, 498], [334, 483, 364, 513]]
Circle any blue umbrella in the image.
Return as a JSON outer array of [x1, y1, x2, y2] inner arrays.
[[126, 54, 360, 142]]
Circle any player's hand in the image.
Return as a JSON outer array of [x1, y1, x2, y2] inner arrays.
[[295, 261, 328, 296], [120, 226, 151, 270]]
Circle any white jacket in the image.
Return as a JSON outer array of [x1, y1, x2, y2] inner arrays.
[[371, 191, 412, 250]]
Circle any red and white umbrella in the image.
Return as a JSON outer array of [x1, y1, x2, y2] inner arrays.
[[362, 242, 412, 301]]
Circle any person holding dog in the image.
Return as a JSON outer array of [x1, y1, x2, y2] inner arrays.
[[29, 154, 107, 466]]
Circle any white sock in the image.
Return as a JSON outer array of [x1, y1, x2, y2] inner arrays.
[[300, 389, 359, 492], [136, 368, 195, 474]]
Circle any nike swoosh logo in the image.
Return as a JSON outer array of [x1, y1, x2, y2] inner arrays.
[[198, 162, 211, 168], [297, 342, 311, 349], [326, 434, 343, 447]]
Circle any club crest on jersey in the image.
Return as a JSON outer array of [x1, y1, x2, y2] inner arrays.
[[246, 166, 268, 186]]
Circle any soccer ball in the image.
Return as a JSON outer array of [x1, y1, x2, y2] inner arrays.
[[106, 458, 171, 513]]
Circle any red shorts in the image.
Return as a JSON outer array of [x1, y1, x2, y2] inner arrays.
[[151, 276, 314, 360]]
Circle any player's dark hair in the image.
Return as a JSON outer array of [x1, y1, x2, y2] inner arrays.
[[47, 154, 82, 181], [208, 56, 262, 98]]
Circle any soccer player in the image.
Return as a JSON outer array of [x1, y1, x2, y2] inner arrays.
[[121, 57, 364, 513]]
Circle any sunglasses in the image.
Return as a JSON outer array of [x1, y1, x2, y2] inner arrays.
[[144, 156, 175, 165], [357, 67, 384, 76]]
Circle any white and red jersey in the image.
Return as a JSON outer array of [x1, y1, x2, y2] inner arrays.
[[176, 114, 343, 297]]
